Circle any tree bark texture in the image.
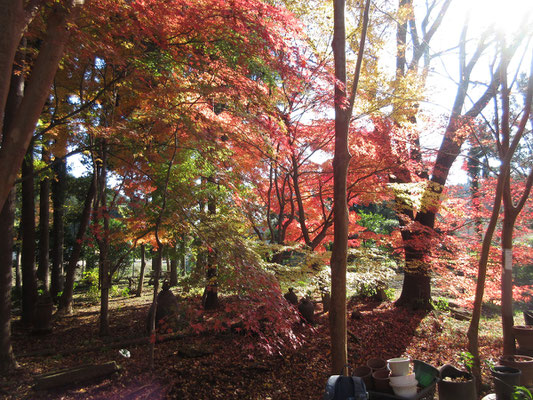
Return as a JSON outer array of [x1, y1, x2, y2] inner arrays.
[[95, 142, 110, 337], [21, 142, 37, 326], [51, 158, 66, 299], [0, 44, 25, 372], [136, 244, 146, 297], [37, 148, 50, 291]]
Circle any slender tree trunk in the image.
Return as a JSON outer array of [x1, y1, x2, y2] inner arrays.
[[467, 163, 506, 386], [136, 244, 146, 297], [180, 240, 186, 276], [59, 173, 96, 313], [501, 216, 516, 354], [149, 246, 162, 369], [37, 148, 50, 291], [95, 142, 111, 337], [14, 247, 21, 297], [202, 193, 218, 310], [99, 257, 110, 336], [21, 141, 37, 326], [50, 158, 66, 299], [330, 0, 370, 373]]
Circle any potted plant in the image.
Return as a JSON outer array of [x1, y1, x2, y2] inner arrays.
[[513, 325, 533, 352], [490, 365, 521, 400], [499, 355, 533, 388], [438, 354, 477, 400]]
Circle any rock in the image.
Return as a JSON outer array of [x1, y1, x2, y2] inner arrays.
[[351, 310, 363, 320], [284, 288, 298, 305], [298, 298, 315, 324], [146, 282, 180, 334]]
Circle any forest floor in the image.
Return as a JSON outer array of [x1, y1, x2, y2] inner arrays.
[[0, 285, 519, 400]]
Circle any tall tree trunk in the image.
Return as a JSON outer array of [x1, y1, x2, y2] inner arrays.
[[14, 247, 21, 297], [467, 162, 506, 386], [50, 157, 66, 299], [202, 192, 218, 310], [59, 173, 96, 313], [501, 216, 516, 355], [330, 0, 370, 373], [179, 239, 186, 276], [149, 246, 162, 369], [95, 141, 111, 337], [0, 58, 24, 372], [37, 147, 50, 291], [136, 244, 146, 297], [21, 141, 37, 326], [99, 255, 110, 337]]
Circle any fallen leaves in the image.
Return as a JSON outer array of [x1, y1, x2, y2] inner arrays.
[[1, 294, 505, 399]]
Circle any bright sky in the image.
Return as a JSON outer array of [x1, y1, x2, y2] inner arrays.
[[462, 0, 533, 34], [421, 0, 533, 184]]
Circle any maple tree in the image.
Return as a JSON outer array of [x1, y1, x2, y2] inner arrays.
[[0, 0, 310, 372], [377, 0, 531, 309], [466, 32, 533, 383]]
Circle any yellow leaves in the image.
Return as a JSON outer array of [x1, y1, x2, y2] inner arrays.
[[388, 180, 444, 213]]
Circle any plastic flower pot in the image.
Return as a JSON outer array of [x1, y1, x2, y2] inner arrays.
[[438, 364, 476, 400], [513, 325, 533, 351], [387, 357, 411, 376], [491, 365, 521, 400], [367, 357, 387, 372], [390, 380, 418, 397], [499, 354, 533, 388], [354, 365, 373, 390], [372, 368, 392, 393], [389, 373, 417, 386]]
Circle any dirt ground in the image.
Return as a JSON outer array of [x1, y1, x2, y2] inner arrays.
[[1, 288, 506, 399]]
